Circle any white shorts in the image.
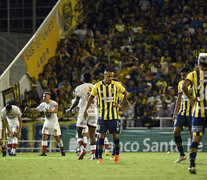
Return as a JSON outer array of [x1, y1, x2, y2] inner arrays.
[[0, 121, 2, 139], [6, 123, 19, 134], [76, 112, 97, 128], [42, 125, 61, 136], [82, 126, 88, 134]]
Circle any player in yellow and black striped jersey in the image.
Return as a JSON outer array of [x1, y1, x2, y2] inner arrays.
[[84, 67, 129, 164], [183, 53, 207, 174], [173, 67, 193, 163]]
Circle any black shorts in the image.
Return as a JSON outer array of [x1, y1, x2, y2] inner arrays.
[[96, 119, 121, 134]]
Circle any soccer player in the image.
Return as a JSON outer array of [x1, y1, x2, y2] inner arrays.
[[66, 73, 98, 160], [0, 113, 10, 156], [182, 53, 207, 174], [173, 67, 193, 163], [84, 67, 129, 163], [26, 92, 65, 156], [1, 104, 22, 156]]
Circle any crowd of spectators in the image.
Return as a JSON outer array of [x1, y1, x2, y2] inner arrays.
[[20, 0, 207, 128]]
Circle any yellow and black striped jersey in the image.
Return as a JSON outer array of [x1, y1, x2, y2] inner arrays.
[[91, 80, 125, 120], [177, 80, 193, 116], [186, 69, 207, 118]]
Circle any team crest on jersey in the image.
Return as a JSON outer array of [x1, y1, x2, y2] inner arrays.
[[111, 88, 115, 95]]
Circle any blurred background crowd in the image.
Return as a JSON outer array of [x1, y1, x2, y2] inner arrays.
[[20, 0, 207, 128]]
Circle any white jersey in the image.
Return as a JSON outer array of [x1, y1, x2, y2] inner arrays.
[[1, 105, 22, 125], [36, 100, 59, 128], [74, 83, 98, 115]]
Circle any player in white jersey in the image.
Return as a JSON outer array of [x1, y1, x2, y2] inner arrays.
[[27, 92, 65, 156], [1, 104, 22, 156], [66, 73, 98, 160]]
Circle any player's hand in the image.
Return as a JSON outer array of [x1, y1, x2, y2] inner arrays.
[[17, 131, 21, 138], [84, 110, 88, 119], [46, 108, 51, 112], [118, 111, 123, 115], [66, 109, 72, 117], [113, 103, 121, 108]]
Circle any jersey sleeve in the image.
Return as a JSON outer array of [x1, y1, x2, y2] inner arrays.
[[186, 71, 194, 83], [116, 82, 126, 94], [91, 83, 98, 97], [74, 86, 81, 97], [1, 108, 6, 118], [36, 103, 43, 112], [16, 107, 22, 117], [178, 81, 182, 94]]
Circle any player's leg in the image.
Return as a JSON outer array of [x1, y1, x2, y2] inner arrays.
[[11, 131, 18, 156], [188, 117, 203, 174], [76, 113, 87, 160], [173, 115, 186, 163], [112, 133, 120, 163], [110, 119, 121, 163], [104, 136, 110, 156], [82, 127, 88, 149], [54, 135, 65, 156], [97, 132, 106, 163], [40, 131, 48, 156], [7, 135, 12, 155], [96, 119, 107, 163], [77, 126, 86, 160], [0, 138, 7, 157], [189, 135, 201, 174], [88, 125, 96, 160], [0, 123, 7, 156]]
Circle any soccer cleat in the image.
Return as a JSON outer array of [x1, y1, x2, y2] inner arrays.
[[2, 150, 7, 157], [9, 152, 16, 156], [97, 158, 103, 164], [78, 149, 86, 160], [61, 151, 66, 156], [105, 149, 110, 156], [174, 156, 187, 163], [113, 155, 119, 163], [39, 153, 47, 156], [188, 167, 197, 174], [110, 155, 115, 160]]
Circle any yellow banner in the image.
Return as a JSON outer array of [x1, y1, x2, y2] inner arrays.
[[57, 0, 97, 36], [23, 14, 60, 79]]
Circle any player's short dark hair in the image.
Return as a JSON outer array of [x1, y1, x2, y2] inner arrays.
[[180, 66, 191, 73], [6, 104, 12, 111], [83, 73, 91, 83], [104, 67, 114, 73], [44, 91, 51, 96]]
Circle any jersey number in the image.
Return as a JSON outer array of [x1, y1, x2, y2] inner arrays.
[[197, 85, 207, 101]]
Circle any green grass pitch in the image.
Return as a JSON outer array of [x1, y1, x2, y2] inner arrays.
[[0, 152, 207, 180]]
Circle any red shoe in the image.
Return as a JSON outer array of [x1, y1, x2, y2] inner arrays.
[[97, 158, 103, 164], [113, 155, 119, 163], [78, 149, 86, 160]]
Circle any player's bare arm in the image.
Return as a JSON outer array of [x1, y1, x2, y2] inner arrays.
[[182, 79, 196, 107], [173, 94, 182, 123], [3, 117, 12, 137], [84, 95, 95, 119], [17, 115, 22, 138], [66, 96, 80, 115], [119, 100, 131, 115]]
